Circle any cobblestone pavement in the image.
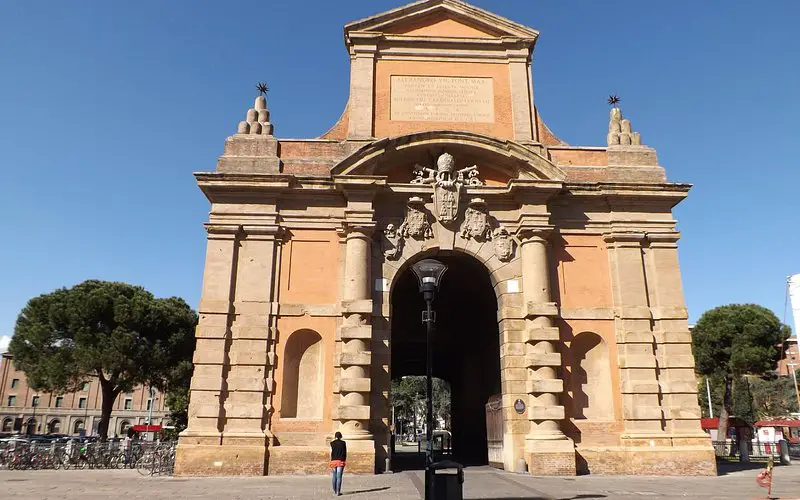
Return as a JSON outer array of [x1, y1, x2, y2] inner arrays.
[[2, 464, 799, 499]]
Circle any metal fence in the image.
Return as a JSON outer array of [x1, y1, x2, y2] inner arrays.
[[0, 441, 175, 475], [712, 440, 783, 461]]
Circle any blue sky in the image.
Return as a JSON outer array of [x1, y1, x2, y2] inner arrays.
[[1, 1, 798, 340]]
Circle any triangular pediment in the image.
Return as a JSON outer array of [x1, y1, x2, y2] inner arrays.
[[345, 0, 539, 40]]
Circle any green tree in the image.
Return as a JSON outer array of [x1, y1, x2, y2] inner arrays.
[[432, 378, 451, 430], [691, 304, 790, 439], [10, 280, 197, 440], [750, 374, 800, 418], [732, 376, 756, 424], [163, 358, 194, 438], [697, 374, 724, 418]]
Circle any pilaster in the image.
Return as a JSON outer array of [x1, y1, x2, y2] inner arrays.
[[604, 232, 665, 439], [183, 224, 240, 440], [223, 224, 282, 443], [347, 33, 379, 139], [644, 232, 705, 436]]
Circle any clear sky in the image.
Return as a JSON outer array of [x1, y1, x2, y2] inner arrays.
[[1, 1, 798, 340]]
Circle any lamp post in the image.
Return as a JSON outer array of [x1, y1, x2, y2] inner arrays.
[[410, 258, 447, 500], [30, 395, 38, 435]]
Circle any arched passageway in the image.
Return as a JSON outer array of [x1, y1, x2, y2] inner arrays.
[[390, 252, 500, 468]]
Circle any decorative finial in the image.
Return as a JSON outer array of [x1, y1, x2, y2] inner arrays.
[[256, 82, 269, 96], [607, 94, 621, 107]]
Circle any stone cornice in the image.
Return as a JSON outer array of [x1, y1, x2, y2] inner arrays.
[[563, 182, 691, 209]]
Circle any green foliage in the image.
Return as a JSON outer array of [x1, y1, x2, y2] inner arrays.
[[732, 376, 756, 424], [692, 304, 789, 379], [692, 303, 790, 437], [697, 374, 725, 419], [390, 376, 450, 435], [10, 280, 197, 439], [750, 374, 800, 418]]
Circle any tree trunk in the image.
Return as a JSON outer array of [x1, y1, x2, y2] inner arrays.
[[717, 376, 733, 444], [97, 382, 120, 441]]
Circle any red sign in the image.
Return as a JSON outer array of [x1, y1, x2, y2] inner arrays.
[[131, 424, 162, 432]]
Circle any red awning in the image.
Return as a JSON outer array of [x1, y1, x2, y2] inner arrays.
[[755, 419, 800, 428], [700, 417, 750, 430], [131, 424, 162, 432]]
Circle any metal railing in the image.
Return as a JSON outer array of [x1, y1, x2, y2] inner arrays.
[[712, 440, 783, 461], [0, 441, 175, 475]]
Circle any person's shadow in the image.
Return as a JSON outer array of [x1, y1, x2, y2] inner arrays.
[[341, 486, 391, 496]]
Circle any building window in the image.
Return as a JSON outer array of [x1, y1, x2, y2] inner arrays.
[[7, 395, 16, 407], [10, 378, 19, 389], [1, 418, 12, 432], [72, 420, 84, 434], [120, 420, 131, 436], [82, 382, 90, 392], [78, 397, 87, 409], [32, 396, 40, 407], [55, 396, 64, 408], [146, 399, 153, 411], [124, 398, 132, 410]]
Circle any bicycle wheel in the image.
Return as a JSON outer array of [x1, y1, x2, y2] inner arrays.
[[136, 454, 155, 476]]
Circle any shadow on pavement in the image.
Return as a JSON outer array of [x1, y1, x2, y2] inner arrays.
[[479, 496, 606, 500], [716, 461, 773, 476], [342, 486, 390, 496]]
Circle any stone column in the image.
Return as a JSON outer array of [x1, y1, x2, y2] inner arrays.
[[604, 232, 665, 439], [520, 229, 575, 475], [337, 226, 373, 442]]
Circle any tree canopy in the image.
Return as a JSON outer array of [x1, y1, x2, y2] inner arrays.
[[692, 303, 790, 438], [9, 280, 197, 439]]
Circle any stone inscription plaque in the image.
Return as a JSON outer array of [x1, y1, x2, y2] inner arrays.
[[390, 75, 494, 123]]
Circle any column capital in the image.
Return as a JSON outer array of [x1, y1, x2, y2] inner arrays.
[[603, 231, 646, 247], [646, 231, 681, 248], [205, 224, 241, 240], [241, 225, 283, 241], [517, 226, 554, 244], [340, 223, 376, 239]]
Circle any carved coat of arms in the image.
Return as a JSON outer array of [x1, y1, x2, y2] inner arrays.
[[493, 227, 515, 262], [412, 152, 483, 225], [460, 198, 492, 241], [398, 197, 432, 240]]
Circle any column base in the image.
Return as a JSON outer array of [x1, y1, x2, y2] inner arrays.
[[525, 438, 576, 476], [174, 432, 269, 476], [268, 443, 375, 475], [575, 444, 716, 476]]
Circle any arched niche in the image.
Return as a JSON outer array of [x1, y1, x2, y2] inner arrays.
[[281, 329, 324, 419], [571, 332, 614, 420]]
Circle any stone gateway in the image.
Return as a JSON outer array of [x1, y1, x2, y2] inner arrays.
[[174, 0, 715, 477]]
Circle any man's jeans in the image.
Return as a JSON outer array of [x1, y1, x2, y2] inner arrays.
[[331, 466, 344, 494]]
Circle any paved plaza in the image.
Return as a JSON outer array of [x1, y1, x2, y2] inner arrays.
[[2, 464, 799, 499]]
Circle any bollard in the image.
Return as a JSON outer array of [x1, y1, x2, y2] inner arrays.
[[780, 440, 791, 465], [516, 458, 527, 474], [384, 457, 392, 474]]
